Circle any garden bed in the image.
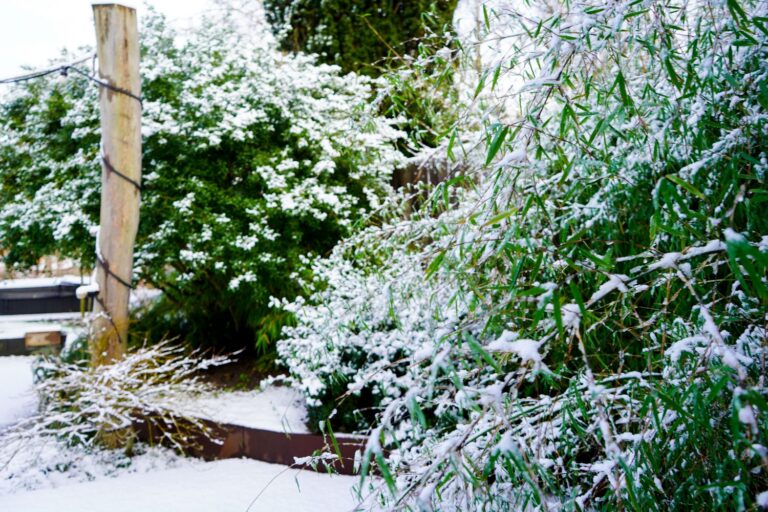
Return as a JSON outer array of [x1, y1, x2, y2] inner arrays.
[[135, 416, 364, 475]]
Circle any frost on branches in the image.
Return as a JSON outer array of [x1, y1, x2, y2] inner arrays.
[[0, 344, 230, 493], [278, 1, 768, 510], [0, 8, 405, 348]]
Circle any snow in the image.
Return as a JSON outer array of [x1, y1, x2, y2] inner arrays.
[[519, 74, 561, 92], [665, 335, 707, 362], [0, 312, 83, 322], [758, 490, 768, 508], [589, 459, 616, 476], [724, 228, 747, 243], [0, 437, 189, 496], [0, 356, 362, 511], [738, 405, 758, 430], [0, 319, 80, 340], [498, 148, 527, 166], [588, 274, 629, 304], [683, 240, 725, 259], [1, 321, 51, 339], [561, 303, 581, 331], [168, 386, 310, 433], [0, 274, 85, 289], [495, 431, 517, 453], [0, 458, 364, 512], [615, 432, 643, 443], [0, 318, 87, 352], [0, 356, 36, 429], [487, 331, 544, 366], [75, 282, 99, 300], [648, 252, 682, 271]]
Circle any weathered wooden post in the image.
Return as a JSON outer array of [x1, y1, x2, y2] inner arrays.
[[89, 3, 141, 367]]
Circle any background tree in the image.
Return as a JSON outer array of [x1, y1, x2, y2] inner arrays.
[[263, 0, 458, 77], [0, 10, 405, 355]]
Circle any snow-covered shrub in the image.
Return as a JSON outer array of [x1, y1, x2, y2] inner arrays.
[[0, 344, 230, 458], [276, 213, 459, 431], [0, 8, 405, 350], [278, 0, 768, 509]]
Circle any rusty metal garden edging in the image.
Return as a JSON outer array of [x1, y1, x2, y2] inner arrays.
[[134, 416, 366, 476]]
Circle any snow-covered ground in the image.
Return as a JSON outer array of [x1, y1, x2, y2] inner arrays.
[[0, 356, 36, 429], [0, 278, 362, 510], [0, 458, 365, 512], [0, 274, 85, 289], [169, 386, 310, 433], [0, 359, 367, 511], [0, 317, 86, 345], [0, 352, 364, 510]]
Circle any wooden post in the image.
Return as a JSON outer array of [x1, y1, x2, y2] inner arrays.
[[90, 3, 141, 367]]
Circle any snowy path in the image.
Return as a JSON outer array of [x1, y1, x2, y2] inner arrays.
[[0, 356, 36, 429], [169, 386, 310, 433], [0, 357, 364, 511], [0, 319, 363, 511], [0, 458, 364, 512]]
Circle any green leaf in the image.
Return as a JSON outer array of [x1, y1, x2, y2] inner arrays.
[[426, 250, 446, 279], [665, 174, 706, 200], [447, 127, 458, 162], [491, 64, 502, 91], [486, 124, 509, 166], [614, 71, 634, 107], [587, 118, 605, 146], [624, 9, 648, 19], [409, 396, 427, 428], [325, 420, 343, 467], [665, 57, 682, 89], [727, 0, 748, 23], [474, 71, 488, 99], [466, 336, 501, 373], [376, 452, 396, 493], [482, 207, 518, 228], [552, 290, 565, 340]]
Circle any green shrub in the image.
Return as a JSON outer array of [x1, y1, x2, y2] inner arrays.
[[0, 11, 405, 352]]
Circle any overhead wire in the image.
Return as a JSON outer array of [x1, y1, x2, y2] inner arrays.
[[0, 55, 93, 85], [0, 52, 142, 298]]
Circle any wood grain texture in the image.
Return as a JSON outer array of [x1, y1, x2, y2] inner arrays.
[[91, 4, 141, 366]]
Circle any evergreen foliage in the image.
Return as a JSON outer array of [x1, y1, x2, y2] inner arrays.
[[0, 11, 404, 352], [263, 0, 459, 77], [277, 0, 768, 509]]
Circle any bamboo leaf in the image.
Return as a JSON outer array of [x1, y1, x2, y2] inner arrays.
[[665, 174, 706, 200], [486, 124, 509, 165]]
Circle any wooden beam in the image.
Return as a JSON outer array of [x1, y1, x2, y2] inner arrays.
[[90, 3, 141, 366]]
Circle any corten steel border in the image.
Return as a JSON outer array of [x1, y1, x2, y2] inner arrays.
[[134, 416, 366, 476]]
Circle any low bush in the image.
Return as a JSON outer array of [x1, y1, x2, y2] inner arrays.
[[2, 344, 230, 455]]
